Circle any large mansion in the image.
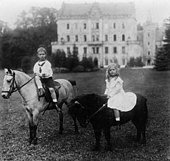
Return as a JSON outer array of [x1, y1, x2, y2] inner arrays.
[[51, 2, 163, 67]]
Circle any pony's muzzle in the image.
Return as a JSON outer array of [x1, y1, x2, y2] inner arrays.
[[1, 92, 10, 99]]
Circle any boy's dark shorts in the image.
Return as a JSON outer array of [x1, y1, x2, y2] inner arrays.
[[41, 77, 55, 88]]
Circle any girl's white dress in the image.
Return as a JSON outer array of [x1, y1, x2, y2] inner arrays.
[[104, 77, 137, 112]]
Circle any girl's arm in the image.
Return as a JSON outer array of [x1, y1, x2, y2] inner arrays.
[[104, 80, 109, 95]]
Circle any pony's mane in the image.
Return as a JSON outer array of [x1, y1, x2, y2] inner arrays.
[[14, 70, 31, 79], [75, 93, 107, 110]]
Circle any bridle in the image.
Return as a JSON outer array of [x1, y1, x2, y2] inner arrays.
[[2, 72, 35, 96], [75, 101, 107, 125]]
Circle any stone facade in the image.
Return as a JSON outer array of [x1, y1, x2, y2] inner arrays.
[[51, 2, 163, 67]]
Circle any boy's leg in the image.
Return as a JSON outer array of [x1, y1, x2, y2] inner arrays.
[[113, 109, 120, 121], [49, 88, 60, 112]]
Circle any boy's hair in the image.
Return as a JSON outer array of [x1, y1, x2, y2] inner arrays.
[[106, 63, 120, 80]]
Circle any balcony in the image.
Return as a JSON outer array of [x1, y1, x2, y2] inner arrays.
[[87, 41, 103, 46]]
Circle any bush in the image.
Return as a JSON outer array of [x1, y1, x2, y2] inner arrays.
[[72, 65, 85, 72], [53, 67, 69, 73], [127, 57, 144, 67], [81, 57, 94, 70]]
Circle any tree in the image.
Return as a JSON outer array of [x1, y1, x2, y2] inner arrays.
[[154, 48, 169, 71], [154, 17, 170, 71], [65, 44, 79, 71], [81, 57, 94, 71], [51, 49, 66, 68], [0, 7, 58, 69]]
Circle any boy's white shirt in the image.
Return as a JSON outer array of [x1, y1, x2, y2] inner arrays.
[[33, 60, 53, 78]]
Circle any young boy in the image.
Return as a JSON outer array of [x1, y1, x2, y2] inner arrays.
[[33, 46, 60, 112]]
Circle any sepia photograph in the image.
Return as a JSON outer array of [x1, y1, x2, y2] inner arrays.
[[0, 0, 170, 160]]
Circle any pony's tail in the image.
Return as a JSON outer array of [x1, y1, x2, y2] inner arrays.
[[68, 80, 78, 97]]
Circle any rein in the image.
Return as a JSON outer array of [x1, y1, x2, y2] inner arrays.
[[86, 103, 106, 125], [77, 101, 107, 125], [14, 74, 35, 92], [2, 72, 35, 95]]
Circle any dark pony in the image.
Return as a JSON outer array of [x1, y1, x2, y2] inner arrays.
[[69, 93, 148, 151]]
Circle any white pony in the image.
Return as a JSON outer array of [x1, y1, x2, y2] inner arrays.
[[1, 68, 77, 145]]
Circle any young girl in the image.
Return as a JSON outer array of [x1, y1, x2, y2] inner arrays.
[[33, 46, 60, 112], [104, 63, 137, 122]]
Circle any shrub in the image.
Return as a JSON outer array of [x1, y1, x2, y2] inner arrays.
[[127, 57, 144, 67], [81, 57, 94, 70], [72, 65, 85, 72]]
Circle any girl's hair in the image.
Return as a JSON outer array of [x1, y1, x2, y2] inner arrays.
[[37, 47, 47, 54], [106, 63, 120, 81]]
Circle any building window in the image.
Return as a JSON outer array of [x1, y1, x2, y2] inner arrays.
[[122, 34, 125, 41], [67, 23, 69, 30], [92, 47, 95, 54], [83, 47, 87, 54], [96, 47, 99, 54], [122, 46, 125, 54], [84, 23, 86, 29], [73, 46, 78, 53], [96, 22, 99, 29], [148, 51, 150, 55], [113, 47, 117, 54], [84, 35, 87, 42], [148, 33, 150, 37], [75, 35, 78, 42], [122, 23, 125, 29], [105, 47, 109, 54], [113, 35, 117, 41], [96, 35, 99, 41], [105, 35, 108, 41], [67, 47, 70, 54], [148, 42, 150, 46], [67, 35, 70, 42], [92, 35, 95, 42], [147, 59, 151, 65], [113, 23, 116, 29]]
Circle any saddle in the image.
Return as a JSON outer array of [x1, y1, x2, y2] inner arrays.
[[41, 81, 61, 103]]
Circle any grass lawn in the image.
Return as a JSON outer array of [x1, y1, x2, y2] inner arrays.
[[0, 68, 170, 161]]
